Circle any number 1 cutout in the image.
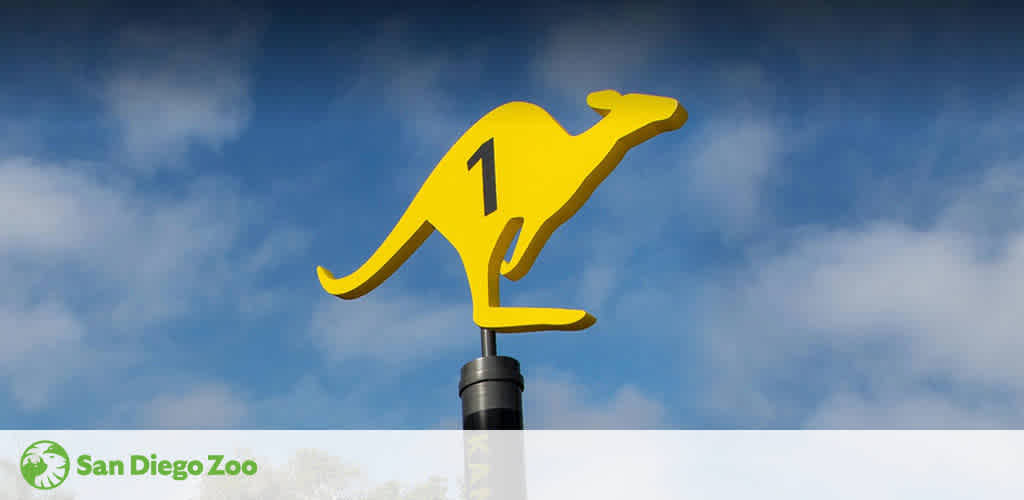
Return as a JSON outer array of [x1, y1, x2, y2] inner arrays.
[[467, 138, 497, 216]]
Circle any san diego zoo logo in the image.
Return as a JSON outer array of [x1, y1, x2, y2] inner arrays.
[[20, 439, 259, 490], [21, 440, 70, 490]]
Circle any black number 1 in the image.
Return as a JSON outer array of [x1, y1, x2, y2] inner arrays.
[[467, 138, 498, 215]]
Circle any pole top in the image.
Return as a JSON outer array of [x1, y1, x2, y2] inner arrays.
[[458, 356, 524, 396]]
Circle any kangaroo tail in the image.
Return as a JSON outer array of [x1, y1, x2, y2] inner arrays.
[[316, 199, 434, 299]]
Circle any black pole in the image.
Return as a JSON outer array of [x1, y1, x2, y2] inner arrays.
[[460, 328, 524, 430], [481, 328, 497, 358], [460, 327, 528, 500]]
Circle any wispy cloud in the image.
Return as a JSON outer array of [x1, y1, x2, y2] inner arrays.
[[138, 383, 248, 429], [693, 97, 1024, 427], [1, 158, 243, 327], [684, 116, 786, 238], [121, 373, 392, 429], [309, 292, 469, 366], [0, 154, 305, 412], [526, 369, 666, 429], [531, 4, 686, 101], [102, 21, 263, 171], [0, 300, 86, 411], [808, 391, 1024, 428]]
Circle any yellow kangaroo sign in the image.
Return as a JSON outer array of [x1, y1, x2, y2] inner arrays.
[[317, 89, 688, 333]]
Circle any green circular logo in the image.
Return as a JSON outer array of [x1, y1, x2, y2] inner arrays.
[[20, 440, 70, 490]]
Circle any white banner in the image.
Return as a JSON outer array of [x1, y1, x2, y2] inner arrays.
[[1, 431, 1020, 499]]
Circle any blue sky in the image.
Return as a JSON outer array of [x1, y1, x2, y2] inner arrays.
[[1, 1, 1022, 429]]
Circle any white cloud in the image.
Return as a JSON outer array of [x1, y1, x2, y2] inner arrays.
[[577, 263, 619, 312], [0, 301, 86, 411], [696, 158, 1024, 426], [526, 370, 665, 429], [531, 5, 684, 100], [434, 414, 461, 430], [242, 225, 311, 275], [685, 117, 785, 237], [309, 293, 469, 365], [103, 23, 261, 170], [0, 157, 306, 411], [247, 375, 366, 429], [808, 391, 1024, 428], [139, 383, 248, 429], [125, 372, 403, 429], [1, 158, 237, 326], [0, 158, 121, 254], [1, 157, 306, 325], [620, 81, 1024, 427]]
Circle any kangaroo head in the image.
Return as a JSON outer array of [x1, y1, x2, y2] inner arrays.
[[586, 89, 688, 140]]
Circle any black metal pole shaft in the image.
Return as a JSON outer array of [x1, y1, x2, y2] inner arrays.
[[481, 328, 497, 358], [460, 327, 528, 500]]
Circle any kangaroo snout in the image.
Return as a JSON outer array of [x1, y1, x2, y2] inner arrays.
[[663, 99, 688, 130], [623, 93, 686, 128], [586, 89, 688, 130]]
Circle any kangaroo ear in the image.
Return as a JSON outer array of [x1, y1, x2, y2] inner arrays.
[[587, 89, 621, 117]]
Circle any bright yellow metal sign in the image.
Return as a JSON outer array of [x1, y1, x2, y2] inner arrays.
[[317, 90, 688, 333]]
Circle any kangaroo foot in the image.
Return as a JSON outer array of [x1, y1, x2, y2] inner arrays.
[[474, 306, 596, 333]]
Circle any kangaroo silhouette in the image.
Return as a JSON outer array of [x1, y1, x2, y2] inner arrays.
[[317, 89, 688, 333]]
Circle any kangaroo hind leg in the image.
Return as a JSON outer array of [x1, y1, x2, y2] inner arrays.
[[465, 220, 596, 333]]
